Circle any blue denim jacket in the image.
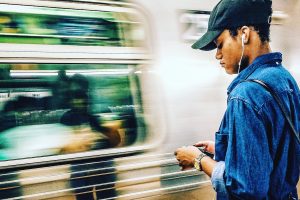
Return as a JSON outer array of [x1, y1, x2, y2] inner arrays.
[[211, 52, 300, 200]]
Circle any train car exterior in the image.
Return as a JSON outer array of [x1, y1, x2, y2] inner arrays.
[[0, 0, 299, 199]]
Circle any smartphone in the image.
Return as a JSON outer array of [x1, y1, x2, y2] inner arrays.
[[198, 147, 214, 158]]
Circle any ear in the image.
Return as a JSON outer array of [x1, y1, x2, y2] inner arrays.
[[240, 26, 250, 44]]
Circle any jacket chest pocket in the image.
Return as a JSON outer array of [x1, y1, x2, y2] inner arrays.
[[215, 132, 229, 161]]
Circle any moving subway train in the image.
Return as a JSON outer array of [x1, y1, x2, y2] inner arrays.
[[0, 0, 299, 199]]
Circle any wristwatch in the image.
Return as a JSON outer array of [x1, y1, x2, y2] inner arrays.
[[194, 153, 207, 171]]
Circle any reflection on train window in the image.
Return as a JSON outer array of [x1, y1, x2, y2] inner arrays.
[[0, 64, 145, 161], [0, 4, 145, 47]]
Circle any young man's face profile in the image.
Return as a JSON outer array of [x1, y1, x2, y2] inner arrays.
[[214, 30, 244, 75]]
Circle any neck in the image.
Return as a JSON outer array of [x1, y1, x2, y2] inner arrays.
[[248, 42, 271, 65]]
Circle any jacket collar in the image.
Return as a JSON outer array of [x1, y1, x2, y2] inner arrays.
[[227, 52, 282, 95]]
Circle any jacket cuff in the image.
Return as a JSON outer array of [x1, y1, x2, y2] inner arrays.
[[211, 161, 229, 199]]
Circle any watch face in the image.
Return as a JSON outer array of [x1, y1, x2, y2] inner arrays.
[[194, 158, 200, 171]]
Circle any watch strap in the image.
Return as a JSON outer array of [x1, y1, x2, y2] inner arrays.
[[195, 153, 207, 171]]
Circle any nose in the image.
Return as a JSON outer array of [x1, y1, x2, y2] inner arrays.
[[215, 48, 222, 60]]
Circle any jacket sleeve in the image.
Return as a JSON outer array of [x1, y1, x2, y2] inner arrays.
[[211, 161, 229, 199]]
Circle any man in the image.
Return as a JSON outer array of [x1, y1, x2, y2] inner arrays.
[[175, 0, 300, 199]]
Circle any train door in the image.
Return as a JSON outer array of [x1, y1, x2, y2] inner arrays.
[[0, 0, 167, 199]]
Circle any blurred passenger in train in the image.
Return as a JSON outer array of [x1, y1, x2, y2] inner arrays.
[[60, 73, 121, 152], [60, 74, 119, 200], [0, 72, 120, 160], [175, 0, 300, 199], [44, 70, 71, 110]]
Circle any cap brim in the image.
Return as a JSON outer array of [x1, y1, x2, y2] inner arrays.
[[191, 30, 222, 51]]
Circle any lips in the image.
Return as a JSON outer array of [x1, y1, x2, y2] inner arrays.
[[220, 62, 225, 67]]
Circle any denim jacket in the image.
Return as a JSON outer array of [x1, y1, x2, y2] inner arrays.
[[211, 52, 300, 200]]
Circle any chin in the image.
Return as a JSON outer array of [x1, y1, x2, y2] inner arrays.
[[224, 69, 235, 75]]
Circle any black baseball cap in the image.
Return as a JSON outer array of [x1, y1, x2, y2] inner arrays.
[[192, 0, 272, 51]]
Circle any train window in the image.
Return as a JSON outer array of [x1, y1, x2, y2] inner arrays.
[[0, 63, 146, 161], [179, 10, 210, 43], [0, 4, 145, 47]]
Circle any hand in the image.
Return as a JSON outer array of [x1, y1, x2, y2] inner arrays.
[[194, 140, 215, 154], [60, 127, 99, 153], [174, 146, 202, 171]]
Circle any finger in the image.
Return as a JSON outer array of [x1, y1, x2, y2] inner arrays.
[[181, 166, 193, 171], [193, 142, 206, 147], [181, 167, 188, 171], [194, 140, 212, 147], [179, 160, 190, 167], [179, 160, 185, 166]]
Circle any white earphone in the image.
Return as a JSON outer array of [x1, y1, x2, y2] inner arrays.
[[241, 33, 245, 44], [238, 33, 246, 74]]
